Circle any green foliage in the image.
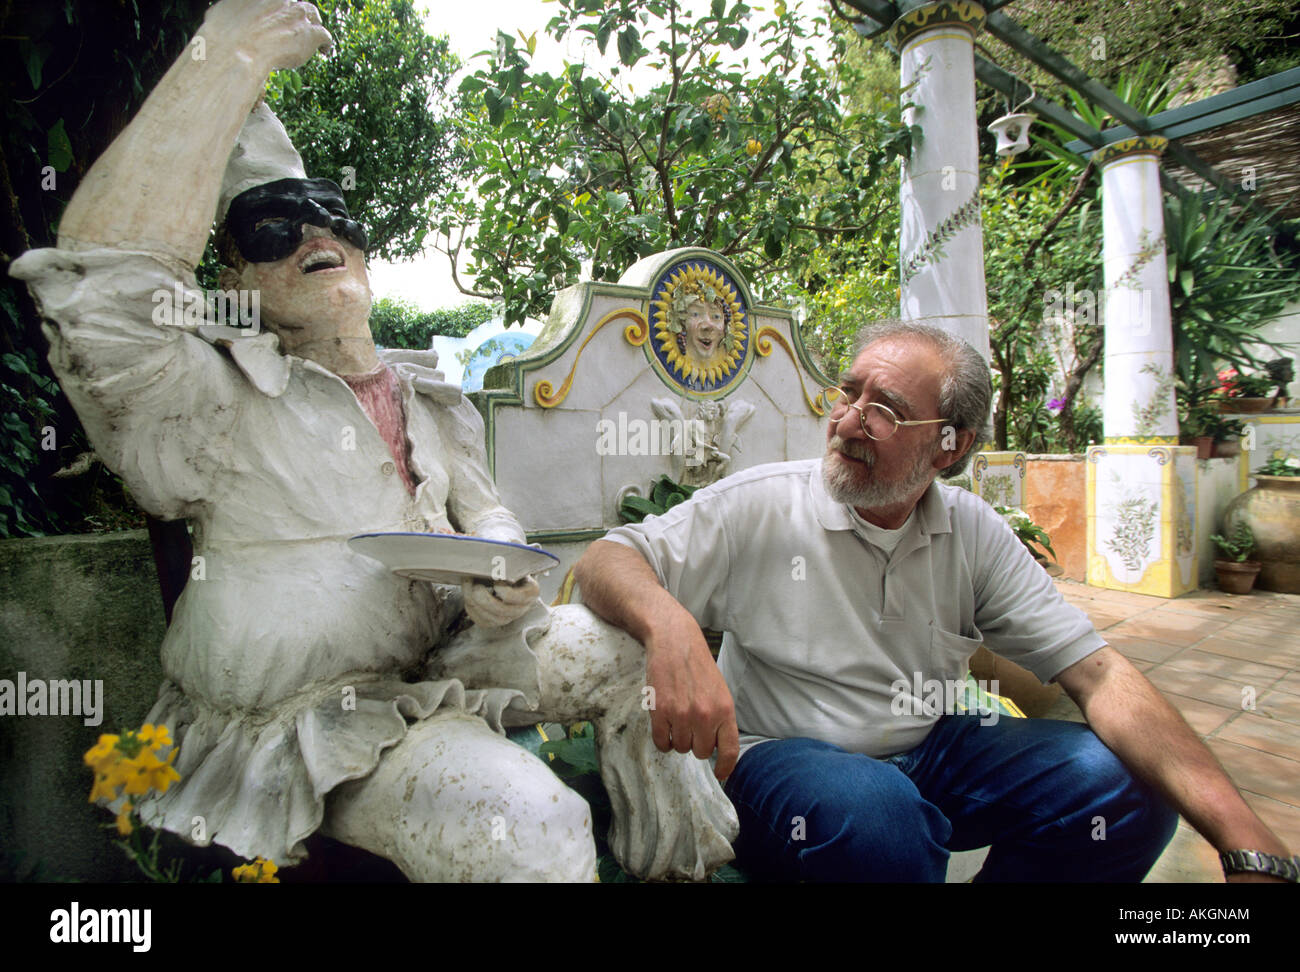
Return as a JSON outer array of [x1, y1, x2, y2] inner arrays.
[[1265, 357, 1295, 393], [368, 298, 493, 350], [981, 161, 1103, 452], [264, 0, 469, 261], [1225, 371, 1275, 398], [1183, 404, 1243, 442], [443, 0, 915, 324], [1, 1, 211, 538], [784, 30, 903, 377], [1165, 192, 1300, 405], [995, 0, 1300, 91], [618, 475, 699, 523], [1211, 522, 1257, 563], [538, 722, 631, 882], [994, 505, 1056, 562], [0, 345, 58, 538], [1010, 60, 1187, 191], [1255, 455, 1300, 478], [1009, 58, 1300, 448]]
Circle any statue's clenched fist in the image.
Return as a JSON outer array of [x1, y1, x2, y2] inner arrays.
[[200, 0, 334, 73]]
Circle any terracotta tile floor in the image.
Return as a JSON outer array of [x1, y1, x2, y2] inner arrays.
[[1049, 579, 1300, 883]]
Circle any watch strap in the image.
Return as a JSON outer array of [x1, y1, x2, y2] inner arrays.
[[1219, 849, 1300, 882]]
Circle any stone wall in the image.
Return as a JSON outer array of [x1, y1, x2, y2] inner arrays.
[[0, 531, 165, 881]]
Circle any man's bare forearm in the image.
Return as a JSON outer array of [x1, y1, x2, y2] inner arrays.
[[1060, 648, 1290, 860], [573, 539, 680, 643]]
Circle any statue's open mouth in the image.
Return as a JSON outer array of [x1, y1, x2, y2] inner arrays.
[[298, 240, 346, 274]]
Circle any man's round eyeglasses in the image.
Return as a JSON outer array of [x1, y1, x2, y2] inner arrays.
[[824, 388, 949, 442]]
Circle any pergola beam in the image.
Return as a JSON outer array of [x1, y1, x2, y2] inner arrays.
[[835, 1, 1286, 219], [1064, 67, 1300, 152]]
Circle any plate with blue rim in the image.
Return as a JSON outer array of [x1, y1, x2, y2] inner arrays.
[[348, 533, 559, 585]]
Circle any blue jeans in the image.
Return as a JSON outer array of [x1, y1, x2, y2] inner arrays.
[[723, 715, 1179, 882]]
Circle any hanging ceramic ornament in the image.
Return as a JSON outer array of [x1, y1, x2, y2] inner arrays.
[[988, 112, 1034, 156]]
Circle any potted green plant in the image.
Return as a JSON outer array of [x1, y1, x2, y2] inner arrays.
[[994, 506, 1062, 576], [1219, 455, 1300, 594], [1210, 521, 1261, 595], [1182, 403, 1244, 459], [1216, 367, 1278, 413]]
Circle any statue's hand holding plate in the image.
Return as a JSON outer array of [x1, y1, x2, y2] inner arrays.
[[461, 575, 541, 628]]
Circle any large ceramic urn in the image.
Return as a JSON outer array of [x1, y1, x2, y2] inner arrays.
[[1223, 475, 1300, 593]]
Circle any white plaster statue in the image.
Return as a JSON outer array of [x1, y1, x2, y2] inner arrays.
[[11, 0, 735, 881]]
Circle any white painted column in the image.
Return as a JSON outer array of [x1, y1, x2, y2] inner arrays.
[[1097, 136, 1177, 444], [1087, 136, 1196, 597], [893, 1, 989, 359]]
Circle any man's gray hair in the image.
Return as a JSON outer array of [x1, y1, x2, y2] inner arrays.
[[851, 319, 992, 478]]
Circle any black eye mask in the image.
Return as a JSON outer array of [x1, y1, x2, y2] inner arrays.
[[226, 177, 368, 264]]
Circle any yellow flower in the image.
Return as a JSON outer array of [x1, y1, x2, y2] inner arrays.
[[234, 858, 279, 884], [138, 724, 172, 749], [148, 748, 181, 794], [121, 749, 163, 797], [115, 803, 134, 837], [89, 771, 118, 804], [745, 138, 762, 157], [83, 734, 120, 770]]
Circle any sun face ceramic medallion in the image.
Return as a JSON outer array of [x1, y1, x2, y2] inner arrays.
[[647, 258, 751, 397]]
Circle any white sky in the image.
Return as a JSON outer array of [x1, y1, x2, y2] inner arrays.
[[368, 0, 825, 314]]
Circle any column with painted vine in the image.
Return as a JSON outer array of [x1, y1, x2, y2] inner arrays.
[[1087, 136, 1197, 597], [893, 3, 1025, 507]]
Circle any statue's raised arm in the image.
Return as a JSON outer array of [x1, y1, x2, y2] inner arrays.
[[58, 0, 332, 268]]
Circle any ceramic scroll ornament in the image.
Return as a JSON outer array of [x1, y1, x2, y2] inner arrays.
[[10, 0, 735, 881]]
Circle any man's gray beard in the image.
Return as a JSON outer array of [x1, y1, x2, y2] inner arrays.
[[822, 436, 935, 510]]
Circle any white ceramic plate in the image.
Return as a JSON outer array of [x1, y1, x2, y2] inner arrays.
[[347, 533, 559, 584]]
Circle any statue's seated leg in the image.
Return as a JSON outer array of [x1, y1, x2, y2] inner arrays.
[[429, 604, 739, 881], [320, 710, 596, 882]]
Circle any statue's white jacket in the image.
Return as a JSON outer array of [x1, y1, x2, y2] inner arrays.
[[11, 246, 548, 864]]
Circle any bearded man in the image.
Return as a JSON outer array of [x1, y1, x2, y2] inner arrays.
[[575, 320, 1298, 883]]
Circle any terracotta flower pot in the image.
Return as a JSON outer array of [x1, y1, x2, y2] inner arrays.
[[1218, 397, 1274, 414], [1213, 438, 1241, 458], [1223, 475, 1300, 593], [1193, 435, 1213, 460], [1214, 559, 1260, 595]]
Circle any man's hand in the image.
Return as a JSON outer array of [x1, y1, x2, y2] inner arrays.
[[201, 0, 334, 74], [462, 575, 540, 628], [643, 606, 741, 782]]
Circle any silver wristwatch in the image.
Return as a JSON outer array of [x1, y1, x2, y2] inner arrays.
[[1219, 849, 1300, 882]]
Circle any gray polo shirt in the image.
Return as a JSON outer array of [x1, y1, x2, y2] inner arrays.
[[602, 459, 1103, 758]]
